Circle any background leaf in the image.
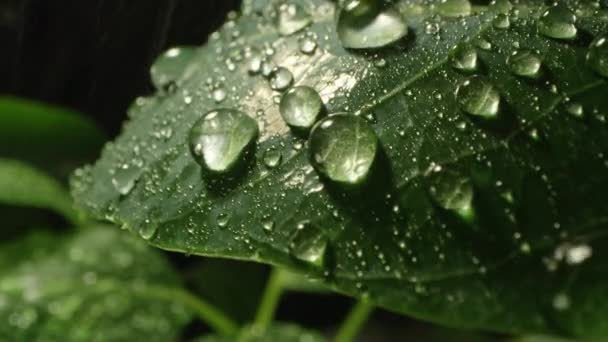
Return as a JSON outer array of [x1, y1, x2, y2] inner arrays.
[[0, 158, 79, 225], [72, 0, 608, 338], [194, 323, 326, 342], [0, 226, 191, 341]]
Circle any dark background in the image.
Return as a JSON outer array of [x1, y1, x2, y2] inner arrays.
[[0, 1, 494, 340]]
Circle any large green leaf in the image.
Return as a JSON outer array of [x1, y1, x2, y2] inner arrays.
[[72, 0, 608, 338], [0, 226, 191, 341], [0, 159, 79, 225]]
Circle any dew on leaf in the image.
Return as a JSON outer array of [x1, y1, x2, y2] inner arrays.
[[427, 168, 475, 220], [217, 213, 230, 228], [566, 102, 584, 118], [263, 149, 283, 169], [261, 215, 275, 231], [507, 50, 542, 79], [150, 47, 195, 89], [450, 44, 478, 73], [111, 163, 142, 196], [437, 0, 472, 18], [309, 114, 379, 186], [139, 223, 158, 241], [277, 2, 312, 36], [538, 5, 577, 40], [212, 86, 227, 103], [279, 86, 324, 130], [290, 221, 328, 266], [456, 76, 501, 119], [269, 67, 294, 91], [188, 109, 259, 173], [586, 34, 608, 78], [299, 34, 318, 55], [337, 1, 407, 49], [493, 13, 510, 29]]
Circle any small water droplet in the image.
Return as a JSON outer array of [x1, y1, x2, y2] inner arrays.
[[428, 168, 475, 220], [290, 221, 328, 266], [262, 215, 275, 231], [263, 149, 283, 168], [277, 2, 312, 36], [299, 34, 318, 54], [337, 1, 407, 49], [538, 5, 577, 40], [309, 114, 379, 185], [279, 86, 324, 130], [212, 86, 227, 103], [586, 34, 608, 78], [269, 67, 294, 91], [507, 50, 542, 79], [111, 163, 142, 195], [188, 109, 258, 173], [566, 102, 584, 118], [450, 44, 478, 73], [139, 223, 158, 240], [456, 76, 501, 119], [492, 13, 510, 29], [437, 0, 472, 18]]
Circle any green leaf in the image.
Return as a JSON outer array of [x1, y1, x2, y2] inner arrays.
[[0, 158, 79, 225], [0, 96, 105, 169], [72, 0, 608, 338], [0, 226, 191, 341], [194, 323, 326, 342]]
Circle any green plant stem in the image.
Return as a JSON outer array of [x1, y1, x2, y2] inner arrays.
[[144, 285, 238, 337], [334, 300, 374, 342], [254, 268, 285, 330]]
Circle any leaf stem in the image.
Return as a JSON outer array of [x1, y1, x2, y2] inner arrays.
[[254, 268, 285, 330], [143, 285, 238, 337], [334, 300, 374, 342]]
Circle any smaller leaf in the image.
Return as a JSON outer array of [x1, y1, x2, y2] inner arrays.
[[0, 96, 105, 167], [194, 323, 326, 342], [0, 226, 192, 342], [0, 159, 79, 225]]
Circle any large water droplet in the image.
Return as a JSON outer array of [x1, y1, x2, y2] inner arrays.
[[450, 45, 478, 73], [279, 86, 324, 130], [437, 0, 472, 18], [337, 1, 407, 49], [188, 109, 258, 173], [269, 67, 294, 91], [309, 114, 378, 185], [455, 76, 501, 119], [507, 50, 542, 79], [290, 221, 328, 266], [538, 5, 577, 40], [150, 47, 195, 89], [277, 2, 312, 36], [586, 34, 608, 78], [428, 168, 474, 219]]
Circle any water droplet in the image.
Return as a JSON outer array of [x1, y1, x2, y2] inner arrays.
[[337, 1, 407, 49], [507, 50, 542, 79], [217, 213, 230, 228], [450, 45, 478, 73], [456, 76, 501, 119], [263, 149, 282, 168], [566, 102, 584, 118], [309, 114, 379, 185], [277, 2, 312, 36], [427, 169, 474, 219], [586, 34, 608, 78], [493, 13, 510, 29], [150, 47, 195, 89], [474, 38, 492, 51], [111, 163, 142, 195], [188, 109, 259, 173], [279, 86, 324, 130], [269, 67, 294, 91], [139, 223, 158, 240], [538, 5, 577, 40], [212, 86, 227, 103], [262, 215, 275, 231], [437, 0, 472, 18], [290, 221, 328, 266], [299, 34, 318, 55]]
